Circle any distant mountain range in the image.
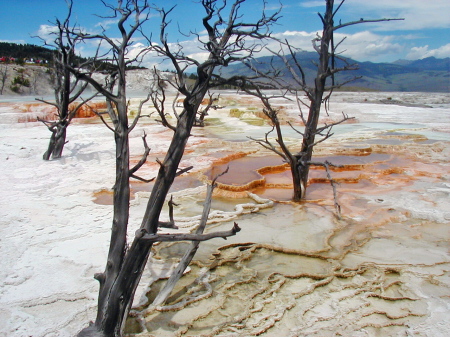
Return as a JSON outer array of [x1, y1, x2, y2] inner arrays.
[[219, 51, 450, 93], [1, 42, 448, 92]]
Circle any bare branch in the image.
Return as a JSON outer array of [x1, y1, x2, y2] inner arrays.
[[150, 69, 177, 131], [139, 222, 241, 242], [130, 174, 155, 183], [158, 196, 179, 229], [152, 166, 231, 306], [334, 18, 404, 31], [308, 160, 342, 218], [37, 117, 58, 130], [176, 166, 193, 177], [129, 92, 152, 132], [247, 127, 287, 161], [35, 98, 59, 109], [316, 112, 354, 135], [129, 133, 151, 175], [97, 111, 116, 133]]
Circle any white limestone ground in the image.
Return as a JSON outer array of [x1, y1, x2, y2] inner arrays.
[[0, 92, 449, 336]]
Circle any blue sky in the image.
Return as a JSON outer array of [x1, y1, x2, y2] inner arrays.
[[1, 0, 449, 64]]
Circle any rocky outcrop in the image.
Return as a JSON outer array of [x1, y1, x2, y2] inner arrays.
[[0, 64, 53, 96]]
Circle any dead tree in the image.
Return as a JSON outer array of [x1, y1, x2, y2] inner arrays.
[[64, 1, 279, 336], [242, 0, 402, 202], [148, 68, 177, 131], [62, 2, 154, 335], [36, 0, 94, 160], [130, 0, 278, 313]]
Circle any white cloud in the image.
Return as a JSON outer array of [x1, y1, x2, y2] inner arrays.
[[36, 24, 59, 44], [407, 43, 450, 60], [335, 31, 404, 61], [270, 30, 317, 52], [95, 19, 119, 30], [186, 52, 210, 63], [299, 1, 323, 8], [268, 30, 405, 62], [125, 42, 151, 61]]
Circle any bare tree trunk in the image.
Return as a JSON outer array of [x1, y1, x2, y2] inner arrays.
[[290, 161, 304, 201], [40, 100, 72, 160], [297, 100, 324, 198], [296, 3, 333, 197], [42, 127, 56, 161], [42, 123, 67, 160], [42, 120, 69, 160], [52, 124, 67, 159], [93, 113, 131, 335]]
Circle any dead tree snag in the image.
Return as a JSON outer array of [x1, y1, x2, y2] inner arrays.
[[36, 0, 95, 160], [241, 0, 402, 203], [68, 1, 279, 336]]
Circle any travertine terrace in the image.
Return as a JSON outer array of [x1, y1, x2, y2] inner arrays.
[[0, 91, 449, 336]]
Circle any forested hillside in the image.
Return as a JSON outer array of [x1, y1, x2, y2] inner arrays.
[[0, 42, 54, 62]]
